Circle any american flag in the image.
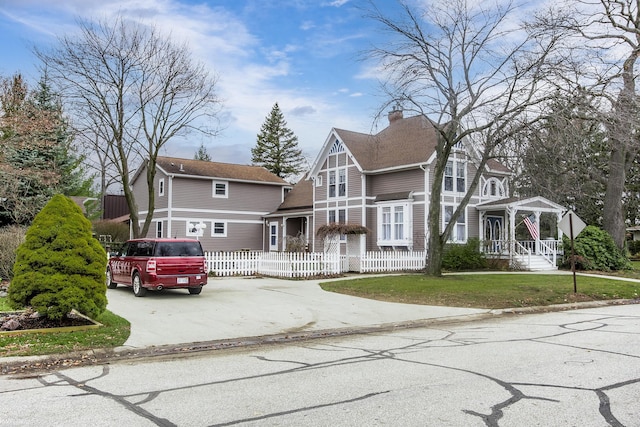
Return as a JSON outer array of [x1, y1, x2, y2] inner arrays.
[[523, 214, 539, 240]]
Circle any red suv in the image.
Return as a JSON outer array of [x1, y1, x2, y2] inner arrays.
[[106, 238, 208, 297]]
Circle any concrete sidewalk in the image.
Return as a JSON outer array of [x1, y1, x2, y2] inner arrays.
[[106, 276, 490, 349]]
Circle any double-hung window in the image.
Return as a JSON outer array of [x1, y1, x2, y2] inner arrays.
[[444, 159, 465, 193], [329, 171, 336, 198], [328, 208, 347, 241], [328, 168, 346, 198], [444, 205, 466, 242]]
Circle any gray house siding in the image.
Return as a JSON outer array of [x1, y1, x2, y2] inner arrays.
[[132, 158, 287, 252], [368, 169, 424, 196]]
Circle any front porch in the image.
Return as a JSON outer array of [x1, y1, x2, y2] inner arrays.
[[477, 196, 566, 271]]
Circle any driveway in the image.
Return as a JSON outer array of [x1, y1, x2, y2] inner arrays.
[[106, 276, 489, 349]]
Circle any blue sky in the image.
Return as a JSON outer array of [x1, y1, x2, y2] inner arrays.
[[0, 0, 401, 166]]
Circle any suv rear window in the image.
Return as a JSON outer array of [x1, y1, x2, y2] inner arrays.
[[154, 241, 204, 257]]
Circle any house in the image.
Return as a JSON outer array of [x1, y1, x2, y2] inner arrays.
[[268, 108, 566, 270], [131, 156, 290, 251]]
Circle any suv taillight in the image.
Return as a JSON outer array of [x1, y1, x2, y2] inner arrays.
[[147, 259, 157, 273], [202, 259, 207, 273]]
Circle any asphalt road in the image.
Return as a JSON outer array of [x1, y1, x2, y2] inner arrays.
[[1, 303, 639, 426]]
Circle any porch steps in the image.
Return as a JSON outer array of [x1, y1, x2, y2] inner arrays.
[[513, 254, 558, 271]]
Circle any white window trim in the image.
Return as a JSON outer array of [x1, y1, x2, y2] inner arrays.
[[376, 201, 413, 247], [156, 220, 163, 238], [210, 220, 227, 237], [212, 180, 228, 198], [328, 208, 347, 241], [316, 175, 323, 187], [444, 158, 466, 194], [444, 205, 467, 243], [328, 167, 347, 199], [158, 178, 165, 197]]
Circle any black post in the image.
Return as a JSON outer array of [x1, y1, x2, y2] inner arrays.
[[569, 213, 577, 293]]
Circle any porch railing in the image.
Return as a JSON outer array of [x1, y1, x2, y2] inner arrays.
[[515, 241, 532, 267], [538, 240, 558, 265]]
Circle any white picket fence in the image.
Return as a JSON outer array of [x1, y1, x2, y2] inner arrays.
[[360, 251, 427, 273], [205, 250, 426, 278]]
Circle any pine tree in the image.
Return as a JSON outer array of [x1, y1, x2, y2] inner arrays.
[[194, 142, 212, 161], [0, 73, 94, 226], [252, 103, 305, 180]]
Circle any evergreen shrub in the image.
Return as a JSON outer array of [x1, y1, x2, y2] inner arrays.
[[562, 225, 630, 271], [442, 238, 488, 271], [8, 194, 107, 320]]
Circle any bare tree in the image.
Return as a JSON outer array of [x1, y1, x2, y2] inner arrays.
[[35, 15, 222, 237], [537, 0, 640, 249], [366, 0, 562, 275]]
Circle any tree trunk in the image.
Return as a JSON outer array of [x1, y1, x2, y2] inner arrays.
[[602, 145, 627, 249], [425, 152, 447, 276]]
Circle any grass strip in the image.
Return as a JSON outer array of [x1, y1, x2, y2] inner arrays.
[[1, 309, 130, 358], [320, 273, 640, 309]]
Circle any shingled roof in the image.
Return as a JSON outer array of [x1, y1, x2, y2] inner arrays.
[[155, 156, 289, 185], [333, 111, 511, 174], [335, 114, 438, 171]]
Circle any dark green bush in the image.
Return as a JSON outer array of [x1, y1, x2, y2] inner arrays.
[[442, 238, 488, 271], [562, 225, 630, 271], [8, 194, 107, 320], [627, 240, 640, 257]]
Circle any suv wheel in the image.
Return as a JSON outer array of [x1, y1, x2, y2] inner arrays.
[[106, 267, 118, 289], [188, 286, 202, 295], [132, 272, 147, 297]]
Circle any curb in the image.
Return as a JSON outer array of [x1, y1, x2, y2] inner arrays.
[[3, 298, 638, 377]]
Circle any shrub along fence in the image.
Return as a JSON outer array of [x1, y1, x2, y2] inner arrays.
[[205, 250, 427, 278]]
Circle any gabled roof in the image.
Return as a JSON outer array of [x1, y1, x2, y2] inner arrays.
[[266, 178, 313, 216], [335, 114, 438, 171], [154, 156, 289, 185], [476, 196, 566, 213], [312, 112, 511, 175]]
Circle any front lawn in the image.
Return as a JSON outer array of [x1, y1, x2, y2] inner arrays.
[[320, 273, 640, 309]]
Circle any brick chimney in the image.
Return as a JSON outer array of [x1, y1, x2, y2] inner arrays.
[[388, 105, 403, 124]]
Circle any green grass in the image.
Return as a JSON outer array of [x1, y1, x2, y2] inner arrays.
[[320, 273, 640, 309], [0, 307, 130, 358], [0, 298, 12, 312]]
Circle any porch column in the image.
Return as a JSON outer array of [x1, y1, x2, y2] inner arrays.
[[534, 211, 541, 254], [478, 210, 486, 253], [556, 212, 563, 239], [508, 207, 516, 262], [282, 218, 287, 251], [305, 215, 311, 251]]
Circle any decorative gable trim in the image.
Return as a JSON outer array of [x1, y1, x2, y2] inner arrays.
[[308, 129, 363, 178], [328, 139, 345, 154]]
